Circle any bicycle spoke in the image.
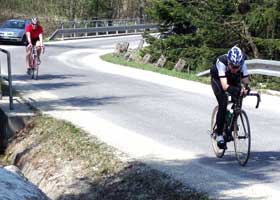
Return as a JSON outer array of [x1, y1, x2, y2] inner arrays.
[[240, 115, 248, 136]]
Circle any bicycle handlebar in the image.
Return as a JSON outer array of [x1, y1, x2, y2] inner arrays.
[[32, 45, 45, 53], [247, 92, 261, 109], [227, 91, 261, 109]]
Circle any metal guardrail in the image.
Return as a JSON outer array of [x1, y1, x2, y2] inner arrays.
[[59, 18, 146, 28], [0, 48, 13, 110], [197, 59, 280, 77], [49, 20, 159, 40], [246, 59, 280, 77]]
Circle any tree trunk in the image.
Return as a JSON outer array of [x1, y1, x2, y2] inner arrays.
[[242, 20, 259, 58]]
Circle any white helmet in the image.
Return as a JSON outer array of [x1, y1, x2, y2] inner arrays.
[[31, 16, 39, 25], [227, 46, 244, 67]]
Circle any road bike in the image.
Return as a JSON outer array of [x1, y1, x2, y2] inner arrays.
[[210, 91, 261, 166], [28, 45, 44, 80]]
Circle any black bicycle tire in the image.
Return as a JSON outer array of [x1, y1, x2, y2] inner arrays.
[[35, 63, 39, 80], [32, 56, 38, 80], [211, 106, 225, 158], [233, 110, 251, 166], [31, 57, 36, 79]]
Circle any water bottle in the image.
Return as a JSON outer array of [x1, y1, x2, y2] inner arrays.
[[225, 109, 233, 125]]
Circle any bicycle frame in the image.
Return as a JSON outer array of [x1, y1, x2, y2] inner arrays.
[[29, 45, 43, 79], [31, 46, 37, 67], [226, 92, 260, 140]]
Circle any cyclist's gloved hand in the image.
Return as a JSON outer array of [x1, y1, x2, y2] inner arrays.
[[226, 85, 240, 97]]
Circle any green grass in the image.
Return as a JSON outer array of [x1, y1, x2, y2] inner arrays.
[[28, 114, 123, 176], [101, 53, 210, 84]]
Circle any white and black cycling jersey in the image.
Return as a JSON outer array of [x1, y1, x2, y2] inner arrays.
[[210, 54, 248, 82]]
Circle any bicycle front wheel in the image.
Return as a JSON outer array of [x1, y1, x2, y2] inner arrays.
[[211, 106, 225, 158], [233, 110, 251, 166], [34, 64, 39, 80], [31, 57, 38, 80]]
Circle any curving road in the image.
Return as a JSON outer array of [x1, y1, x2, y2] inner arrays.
[[1, 35, 280, 199]]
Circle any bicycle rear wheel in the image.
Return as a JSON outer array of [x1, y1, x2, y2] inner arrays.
[[233, 110, 251, 166], [211, 106, 225, 158]]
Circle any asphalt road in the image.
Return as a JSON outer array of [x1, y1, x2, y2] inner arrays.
[[0, 35, 280, 199]]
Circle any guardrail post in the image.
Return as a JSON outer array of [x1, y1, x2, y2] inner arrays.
[[106, 21, 109, 35], [73, 22, 76, 38], [85, 21, 88, 37], [96, 21, 99, 36], [7, 52, 13, 110], [126, 20, 128, 34], [61, 23, 64, 40], [0, 48, 13, 110]]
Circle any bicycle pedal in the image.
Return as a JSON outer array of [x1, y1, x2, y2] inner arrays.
[[220, 142, 228, 150], [225, 135, 233, 142], [224, 144, 228, 150]]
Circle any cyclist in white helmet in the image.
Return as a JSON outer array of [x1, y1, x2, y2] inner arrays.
[[25, 16, 44, 74], [210, 46, 250, 149]]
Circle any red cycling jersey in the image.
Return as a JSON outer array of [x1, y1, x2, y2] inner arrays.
[[25, 24, 43, 40]]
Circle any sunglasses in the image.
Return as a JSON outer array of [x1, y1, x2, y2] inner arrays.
[[229, 63, 240, 69], [32, 23, 38, 26]]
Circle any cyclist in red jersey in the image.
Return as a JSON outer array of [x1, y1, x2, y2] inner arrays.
[[25, 16, 44, 74]]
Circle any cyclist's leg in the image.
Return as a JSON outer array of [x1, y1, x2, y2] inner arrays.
[[211, 78, 227, 148], [25, 43, 32, 70], [216, 95, 227, 135], [35, 40, 42, 63]]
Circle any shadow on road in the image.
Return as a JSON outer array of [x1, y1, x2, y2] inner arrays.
[[36, 96, 129, 111], [12, 73, 86, 81], [54, 151, 280, 200]]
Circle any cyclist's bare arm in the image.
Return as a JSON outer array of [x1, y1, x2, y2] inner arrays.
[[241, 77, 250, 96], [39, 33, 43, 46], [220, 77, 229, 91], [26, 32, 32, 47], [38, 33, 45, 53]]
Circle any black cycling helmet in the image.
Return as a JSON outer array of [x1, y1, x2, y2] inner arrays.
[[31, 16, 39, 25]]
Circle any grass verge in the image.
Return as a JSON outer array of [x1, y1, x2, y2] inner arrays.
[[101, 53, 280, 92], [101, 54, 211, 85], [2, 113, 209, 200]]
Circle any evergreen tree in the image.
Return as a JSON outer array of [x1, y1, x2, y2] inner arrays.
[[144, 0, 280, 71]]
